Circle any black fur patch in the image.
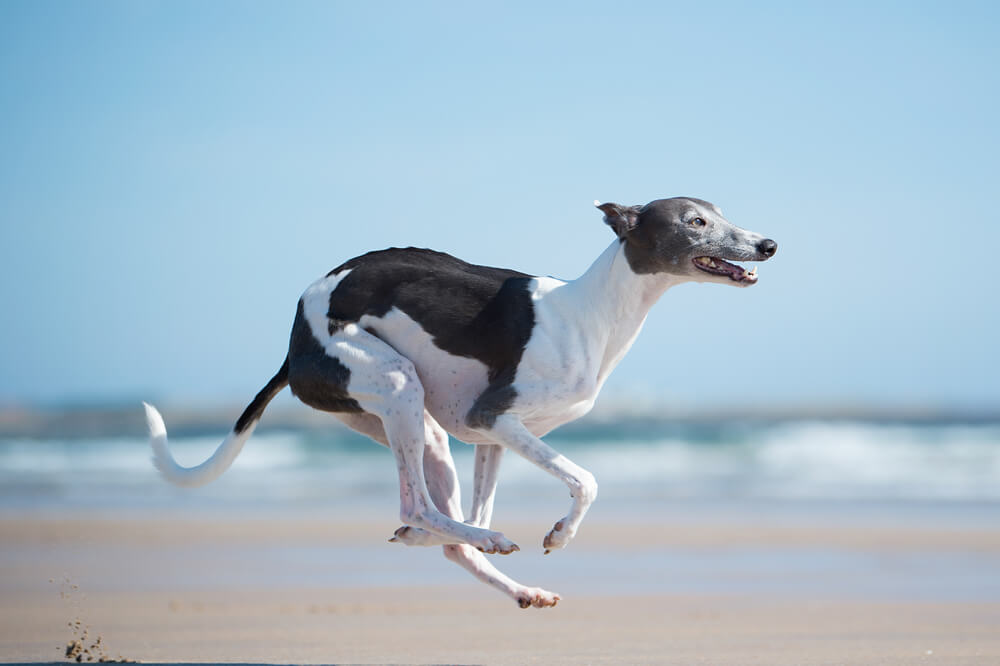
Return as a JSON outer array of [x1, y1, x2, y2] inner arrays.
[[466, 384, 518, 430], [287, 300, 364, 414], [234, 357, 290, 434], [324, 248, 536, 426]]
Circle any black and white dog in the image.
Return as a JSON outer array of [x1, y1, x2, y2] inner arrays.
[[145, 197, 777, 608]]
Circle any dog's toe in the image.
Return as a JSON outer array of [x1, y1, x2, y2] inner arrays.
[[389, 525, 416, 544], [473, 531, 519, 555], [389, 525, 442, 546], [494, 537, 520, 555]]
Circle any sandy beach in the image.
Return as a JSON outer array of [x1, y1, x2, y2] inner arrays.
[[2, 514, 998, 665]]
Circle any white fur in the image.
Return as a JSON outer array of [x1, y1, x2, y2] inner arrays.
[[511, 241, 679, 433], [145, 402, 257, 487], [302, 268, 353, 349]]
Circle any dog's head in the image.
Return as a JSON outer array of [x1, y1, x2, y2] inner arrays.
[[597, 197, 777, 287]]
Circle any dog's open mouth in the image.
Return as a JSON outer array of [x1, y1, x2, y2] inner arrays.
[[692, 256, 758, 284]]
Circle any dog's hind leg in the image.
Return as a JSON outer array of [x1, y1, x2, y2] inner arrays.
[[388, 412, 463, 546], [442, 543, 560, 608], [333, 326, 518, 555], [390, 442, 505, 546], [440, 443, 559, 608], [388, 416, 558, 608]]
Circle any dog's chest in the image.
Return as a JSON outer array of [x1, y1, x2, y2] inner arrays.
[[511, 323, 604, 434]]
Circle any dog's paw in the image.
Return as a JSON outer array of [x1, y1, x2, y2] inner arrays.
[[515, 587, 560, 609], [473, 531, 519, 555], [542, 519, 576, 554]]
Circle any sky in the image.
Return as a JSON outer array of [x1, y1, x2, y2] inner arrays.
[[1, 1, 998, 412]]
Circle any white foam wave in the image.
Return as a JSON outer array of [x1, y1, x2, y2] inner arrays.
[[2, 421, 998, 506]]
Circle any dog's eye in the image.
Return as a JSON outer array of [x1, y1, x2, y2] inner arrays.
[[691, 217, 706, 227]]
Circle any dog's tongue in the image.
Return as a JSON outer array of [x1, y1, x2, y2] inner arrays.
[[719, 260, 742, 278], [709, 258, 744, 280]]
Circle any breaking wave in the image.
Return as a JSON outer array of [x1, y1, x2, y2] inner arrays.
[[2, 419, 999, 511]]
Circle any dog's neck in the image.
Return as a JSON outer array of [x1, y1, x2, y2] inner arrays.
[[561, 239, 683, 386]]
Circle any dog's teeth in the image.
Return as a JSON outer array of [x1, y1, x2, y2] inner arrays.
[[749, 267, 757, 277]]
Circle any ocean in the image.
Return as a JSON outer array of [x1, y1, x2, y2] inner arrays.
[[3, 415, 1000, 524]]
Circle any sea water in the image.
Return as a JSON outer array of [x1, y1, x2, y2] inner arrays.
[[2, 418, 999, 522]]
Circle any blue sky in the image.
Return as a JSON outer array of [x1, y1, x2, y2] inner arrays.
[[1, 1, 998, 410]]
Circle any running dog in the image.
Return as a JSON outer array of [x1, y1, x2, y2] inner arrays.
[[144, 197, 777, 608]]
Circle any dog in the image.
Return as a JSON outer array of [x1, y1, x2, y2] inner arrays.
[[144, 197, 777, 608]]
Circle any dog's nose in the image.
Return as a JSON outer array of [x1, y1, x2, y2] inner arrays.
[[758, 239, 777, 258]]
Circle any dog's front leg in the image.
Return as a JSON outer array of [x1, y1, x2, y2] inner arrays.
[[467, 444, 504, 527], [482, 414, 597, 553], [389, 413, 466, 547]]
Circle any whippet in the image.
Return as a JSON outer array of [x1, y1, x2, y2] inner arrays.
[[144, 197, 777, 608]]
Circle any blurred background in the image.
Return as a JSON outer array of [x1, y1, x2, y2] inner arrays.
[[1, 1, 999, 544]]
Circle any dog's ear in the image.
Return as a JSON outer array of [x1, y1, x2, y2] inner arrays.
[[595, 201, 641, 239]]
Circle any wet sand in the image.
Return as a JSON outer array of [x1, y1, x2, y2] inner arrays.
[[2, 515, 999, 664]]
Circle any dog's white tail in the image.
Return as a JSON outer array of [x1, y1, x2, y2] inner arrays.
[[144, 358, 289, 488]]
